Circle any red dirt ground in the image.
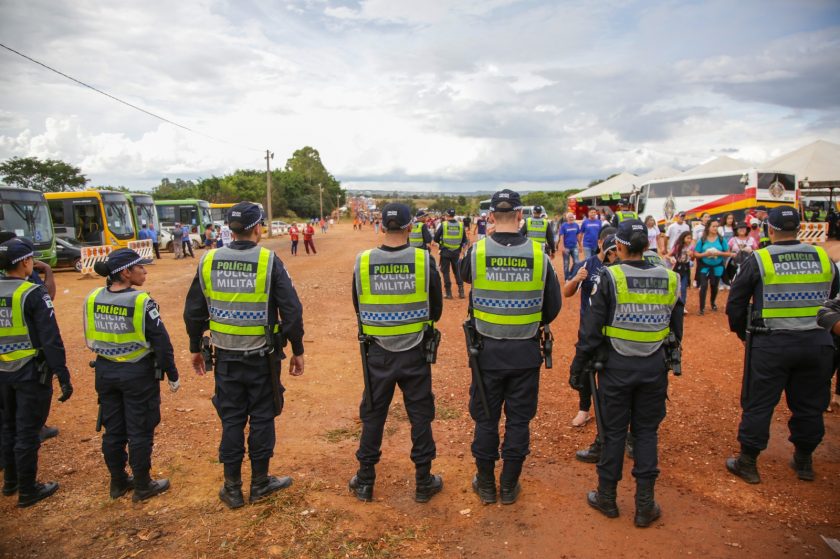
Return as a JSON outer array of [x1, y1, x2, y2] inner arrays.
[[0, 223, 837, 558]]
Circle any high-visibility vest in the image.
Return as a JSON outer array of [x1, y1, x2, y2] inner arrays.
[[441, 221, 464, 250], [84, 287, 152, 363], [355, 247, 431, 351], [758, 221, 770, 248], [470, 237, 547, 340], [643, 250, 667, 268], [409, 222, 426, 248], [755, 243, 833, 331], [616, 211, 638, 223], [525, 218, 549, 244], [199, 245, 274, 351], [603, 263, 678, 356], [0, 279, 40, 372]]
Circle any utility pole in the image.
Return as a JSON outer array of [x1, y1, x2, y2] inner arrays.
[[336, 192, 341, 222], [265, 149, 274, 237], [319, 183, 324, 221]]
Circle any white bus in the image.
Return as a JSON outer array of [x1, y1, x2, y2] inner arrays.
[[631, 168, 798, 224]]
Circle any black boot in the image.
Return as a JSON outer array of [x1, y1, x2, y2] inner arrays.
[[109, 472, 135, 499], [414, 463, 443, 503], [790, 450, 815, 481], [499, 461, 522, 505], [18, 481, 59, 508], [39, 425, 59, 442], [349, 464, 375, 502], [219, 463, 244, 509], [634, 479, 661, 528], [587, 480, 619, 518], [576, 436, 602, 464], [625, 432, 635, 460], [458, 285, 465, 299], [444, 287, 453, 300], [249, 459, 292, 504], [725, 452, 760, 484], [472, 460, 497, 504], [3, 466, 17, 496], [132, 475, 170, 503]]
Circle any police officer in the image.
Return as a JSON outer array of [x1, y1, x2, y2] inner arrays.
[[184, 201, 305, 509], [753, 205, 771, 248], [85, 248, 178, 501], [0, 238, 72, 507], [569, 219, 683, 528], [611, 206, 639, 228], [725, 205, 837, 484], [434, 209, 467, 299], [520, 205, 556, 257], [349, 203, 443, 503], [409, 210, 433, 251], [460, 189, 561, 505]]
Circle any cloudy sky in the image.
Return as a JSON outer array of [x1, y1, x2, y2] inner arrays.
[[1, 0, 839, 192]]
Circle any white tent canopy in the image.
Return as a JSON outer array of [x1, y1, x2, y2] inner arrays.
[[635, 166, 680, 183], [763, 140, 840, 187], [572, 172, 638, 200], [685, 156, 750, 175]]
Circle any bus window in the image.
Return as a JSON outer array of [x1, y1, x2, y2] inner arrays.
[[73, 202, 104, 245], [102, 197, 134, 239], [135, 202, 157, 229], [648, 176, 741, 198], [199, 202, 212, 228], [178, 206, 197, 227], [157, 205, 176, 224], [0, 198, 53, 245]]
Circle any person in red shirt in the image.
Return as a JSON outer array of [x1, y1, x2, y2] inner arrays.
[[289, 224, 300, 256], [303, 223, 317, 254]]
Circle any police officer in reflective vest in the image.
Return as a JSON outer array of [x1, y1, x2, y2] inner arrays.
[[409, 210, 433, 251], [184, 201, 306, 509], [725, 206, 837, 484], [753, 205, 771, 248], [0, 238, 72, 507], [570, 219, 683, 527], [611, 208, 639, 228], [85, 248, 179, 502], [460, 189, 561, 505], [349, 203, 444, 503], [434, 209, 467, 299], [520, 205, 556, 257]]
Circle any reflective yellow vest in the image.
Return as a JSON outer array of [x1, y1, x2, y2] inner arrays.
[[355, 247, 431, 351], [441, 220, 464, 250], [84, 287, 152, 362], [409, 222, 426, 248], [603, 263, 678, 356], [0, 279, 39, 372], [525, 217, 549, 244], [470, 237, 547, 339], [616, 211, 638, 223], [755, 243, 833, 331], [199, 245, 274, 351]]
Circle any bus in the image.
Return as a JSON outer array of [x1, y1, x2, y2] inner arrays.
[[631, 168, 798, 224], [154, 199, 213, 234], [210, 202, 235, 226], [128, 193, 160, 234], [0, 186, 57, 265], [45, 190, 136, 248]]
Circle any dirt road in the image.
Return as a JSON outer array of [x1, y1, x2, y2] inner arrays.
[[1, 223, 838, 558]]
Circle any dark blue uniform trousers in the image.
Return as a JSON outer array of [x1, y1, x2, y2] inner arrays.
[[739, 344, 834, 455], [95, 371, 160, 480], [213, 358, 281, 465], [596, 366, 667, 483], [356, 344, 436, 466], [470, 367, 540, 463], [439, 251, 462, 290], [1, 380, 52, 490]]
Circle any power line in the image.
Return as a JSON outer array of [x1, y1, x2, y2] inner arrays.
[[0, 42, 262, 153]]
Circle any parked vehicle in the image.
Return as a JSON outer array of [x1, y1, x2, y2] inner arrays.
[[55, 236, 82, 272]]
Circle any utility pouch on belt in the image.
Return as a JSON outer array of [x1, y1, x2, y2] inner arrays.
[[35, 352, 51, 385], [541, 325, 554, 369], [201, 335, 214, 373], [423, 325, 441, 364]]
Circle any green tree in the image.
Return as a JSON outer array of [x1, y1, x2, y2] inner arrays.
[[152, 178, 198, 199], [284, 146, 343, 218], [0, 156, 88, 192]]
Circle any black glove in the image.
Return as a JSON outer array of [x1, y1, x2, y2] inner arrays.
[[569, 355, 588, 392], [58, 383, 73, 402], [817, 299, 840, 331]]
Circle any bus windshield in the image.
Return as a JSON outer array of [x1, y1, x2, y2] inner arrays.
[[104, 199, 135, 239], [0, 200, 53, 247], [199, 202, 212, 227], [136, 203, 157, 230]]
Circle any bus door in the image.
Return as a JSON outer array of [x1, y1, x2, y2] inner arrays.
[[71, 199, 105, 245]]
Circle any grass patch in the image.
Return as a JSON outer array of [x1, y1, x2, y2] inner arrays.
[[436, 404, 461, 420], [322, 425, 361, 443]]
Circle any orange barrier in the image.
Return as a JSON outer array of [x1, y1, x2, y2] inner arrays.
[[797, 222, 828, 244], [79, 245, 113, 276], [128, 239, 154, 261]]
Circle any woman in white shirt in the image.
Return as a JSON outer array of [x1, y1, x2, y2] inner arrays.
[[645, 215, 661, 252]]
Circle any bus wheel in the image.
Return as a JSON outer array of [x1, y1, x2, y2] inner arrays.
[[73, 258, 82, 273]]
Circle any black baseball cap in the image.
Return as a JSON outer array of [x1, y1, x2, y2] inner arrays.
[[489, 189, 523, 212], [602, 234, 618, 254], [615, 218, 646, 245], [228, 202, 264, 232], [534, 205, 544, 214], [0, 237, 34, 265], [754, 205, 768, 213], [767, 205, 800, 232], [446, 208, 456, 217], [415, 210, 427, 218], [382, 203, 413, 230]]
